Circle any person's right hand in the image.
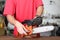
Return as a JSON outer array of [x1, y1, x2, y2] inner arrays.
[[14, 21, 29, 35]]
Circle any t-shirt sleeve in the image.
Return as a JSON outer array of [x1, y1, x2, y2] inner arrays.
[[3, 0, 15, 16], [35, 0, 43, 8]]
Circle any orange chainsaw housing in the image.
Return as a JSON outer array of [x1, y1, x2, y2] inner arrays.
[[13, 24, 33, 38]]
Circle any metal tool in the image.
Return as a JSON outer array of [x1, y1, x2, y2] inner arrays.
[[32, 26, 54, 34]]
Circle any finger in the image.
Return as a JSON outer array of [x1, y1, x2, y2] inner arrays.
[[17, 29, 23, 34], [22, 25, 29, 32], [23, 30, 27, 35], [17, 27, 27, 35]]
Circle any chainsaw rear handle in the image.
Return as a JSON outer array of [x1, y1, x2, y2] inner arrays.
[[25, 24, 33, 35]]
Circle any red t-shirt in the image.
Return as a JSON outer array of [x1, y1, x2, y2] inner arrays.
[[3, 0, 43, 22]]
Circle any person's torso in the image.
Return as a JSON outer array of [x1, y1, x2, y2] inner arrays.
[[14, 0, 36, 22]]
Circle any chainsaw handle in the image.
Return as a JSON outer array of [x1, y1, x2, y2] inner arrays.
[[25, 25, 33, 35]]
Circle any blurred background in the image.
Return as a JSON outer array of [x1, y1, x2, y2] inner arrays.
[[0, 0, 60, 37]]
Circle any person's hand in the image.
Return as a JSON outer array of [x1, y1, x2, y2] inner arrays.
[[14, 21, 29, 35]]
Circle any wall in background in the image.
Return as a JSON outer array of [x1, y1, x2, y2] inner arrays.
[[42, 0, 60, 16], [42, 0, 60, 25]]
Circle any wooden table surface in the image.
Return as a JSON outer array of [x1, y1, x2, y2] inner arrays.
[[0, 36, 60, 40]]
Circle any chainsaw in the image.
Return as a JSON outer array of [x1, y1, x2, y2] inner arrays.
[[13, 16, 54, 38]]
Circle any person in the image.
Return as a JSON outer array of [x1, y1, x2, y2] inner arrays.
[[3, 0, 44, 37]]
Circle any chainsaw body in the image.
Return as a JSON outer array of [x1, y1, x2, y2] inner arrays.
[[13, 17, 42, 38]]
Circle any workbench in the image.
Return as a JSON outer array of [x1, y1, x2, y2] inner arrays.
[[0, 36, 60, 40]]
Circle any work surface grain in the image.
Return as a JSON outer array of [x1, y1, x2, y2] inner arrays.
[[0, 36, 60, 40]]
